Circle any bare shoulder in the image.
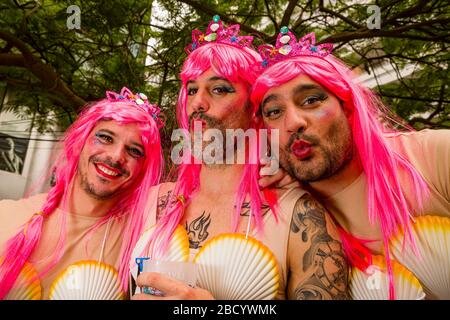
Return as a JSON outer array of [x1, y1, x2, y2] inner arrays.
[[387, 129, 450, 152], [414, 129, 450, 145], [155, 182, 177, 222], [0, 193, 47, 246], [158, 182, 176, 197], [156, 182, 176, 207], [0, 193, 47, 217], [287, 193, 349, 300], [290, 193, 341, 241], [274, 181, 302, 198]]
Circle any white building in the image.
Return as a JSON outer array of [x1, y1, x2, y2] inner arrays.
[[0, 85, 61, 200]]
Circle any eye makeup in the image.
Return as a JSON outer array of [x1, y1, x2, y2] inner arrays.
[[213, 85, 235, 94], [94, 131, 113, 144], [127, 146, 145, 158]]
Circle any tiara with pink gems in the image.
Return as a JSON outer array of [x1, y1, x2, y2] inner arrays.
[[185, 15, 254, 54], [105, 87, 165, 128], [258, 27, 334, 68]]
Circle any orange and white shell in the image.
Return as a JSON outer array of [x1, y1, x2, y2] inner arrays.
[[349, 255, 425, 300], [4, 260, 42, 300], [194, 233, 279, 300], [129, 224, 190, 279], [48, 260, 124, 300], [390, 215, 450, 299]]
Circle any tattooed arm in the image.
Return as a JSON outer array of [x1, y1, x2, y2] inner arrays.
[[154, 182, 177, 223], [287, 193, 350, 300]]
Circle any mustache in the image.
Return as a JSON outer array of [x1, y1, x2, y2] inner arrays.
[[286, 133, 321, 151], [89, 155, 129, 177], [189, 112, 221, 128]]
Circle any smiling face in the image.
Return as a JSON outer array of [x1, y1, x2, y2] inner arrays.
[[261, 74, 353, 182], [76, 121, 145, 200]]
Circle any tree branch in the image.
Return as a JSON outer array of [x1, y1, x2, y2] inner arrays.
[[321, 18, 450, 43], [178, 0, 270, 40], [263, 0, 278, 31], [384, 0, 429, 26], [280, 0, 298, 29], [380, 93, 450, 104], [0, 30, 86, 111], [0, 53, 25, 67], [318, 0, 364, 29], [292, 0, 314, 31]]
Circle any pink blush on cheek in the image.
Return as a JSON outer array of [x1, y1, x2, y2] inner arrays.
[[314, 109, 333, 120]]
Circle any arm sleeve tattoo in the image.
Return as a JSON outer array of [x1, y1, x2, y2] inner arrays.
[[290, 194, 350, 300]]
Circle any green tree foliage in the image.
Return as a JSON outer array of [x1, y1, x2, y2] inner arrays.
[[0, 0, 157, 132], [0, 0, 448, 142]]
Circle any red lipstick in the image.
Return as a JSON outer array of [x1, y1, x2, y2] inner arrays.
[[94, 162, 122, 179], [291, 140, 313, 160]]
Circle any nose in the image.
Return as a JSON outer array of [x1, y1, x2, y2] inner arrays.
[[110, 145, 127, 166], [285, 104, 307, 134], [190, 88, 210, 114]]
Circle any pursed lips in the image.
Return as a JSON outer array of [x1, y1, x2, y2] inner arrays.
[[290, 139, 313, 160]]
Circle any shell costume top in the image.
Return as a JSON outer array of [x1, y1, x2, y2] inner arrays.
[[1, 193, 130, 300], [130, 183, 308, 300]]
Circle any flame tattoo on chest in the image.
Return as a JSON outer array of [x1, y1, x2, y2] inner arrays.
[[185, 211, 211, 249]]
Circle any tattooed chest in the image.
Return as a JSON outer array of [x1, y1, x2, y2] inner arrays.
[[157, 189, 272, 250], [184, 211, 213, 250], [183, 202, 272, 250]]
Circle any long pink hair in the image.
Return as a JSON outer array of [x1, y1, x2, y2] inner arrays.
[[0, 99, 164, 298], [150, 43, 277, 257], [251, 55, 429, 299]]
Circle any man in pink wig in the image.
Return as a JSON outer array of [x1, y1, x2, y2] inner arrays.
[[133, 17, 349, 300], [0, 87, 164, 299], [252, 28, 450, 299]]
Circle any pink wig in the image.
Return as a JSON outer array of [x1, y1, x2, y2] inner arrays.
[[0, 98, 164, 298], [251, 55, 429, 299], [150, 43, 278, 258]]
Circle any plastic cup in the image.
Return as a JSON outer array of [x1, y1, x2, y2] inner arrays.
[[141, 260, 197, 296]]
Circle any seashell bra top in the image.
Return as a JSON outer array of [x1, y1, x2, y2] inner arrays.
[[2, 194, 127, 300]]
